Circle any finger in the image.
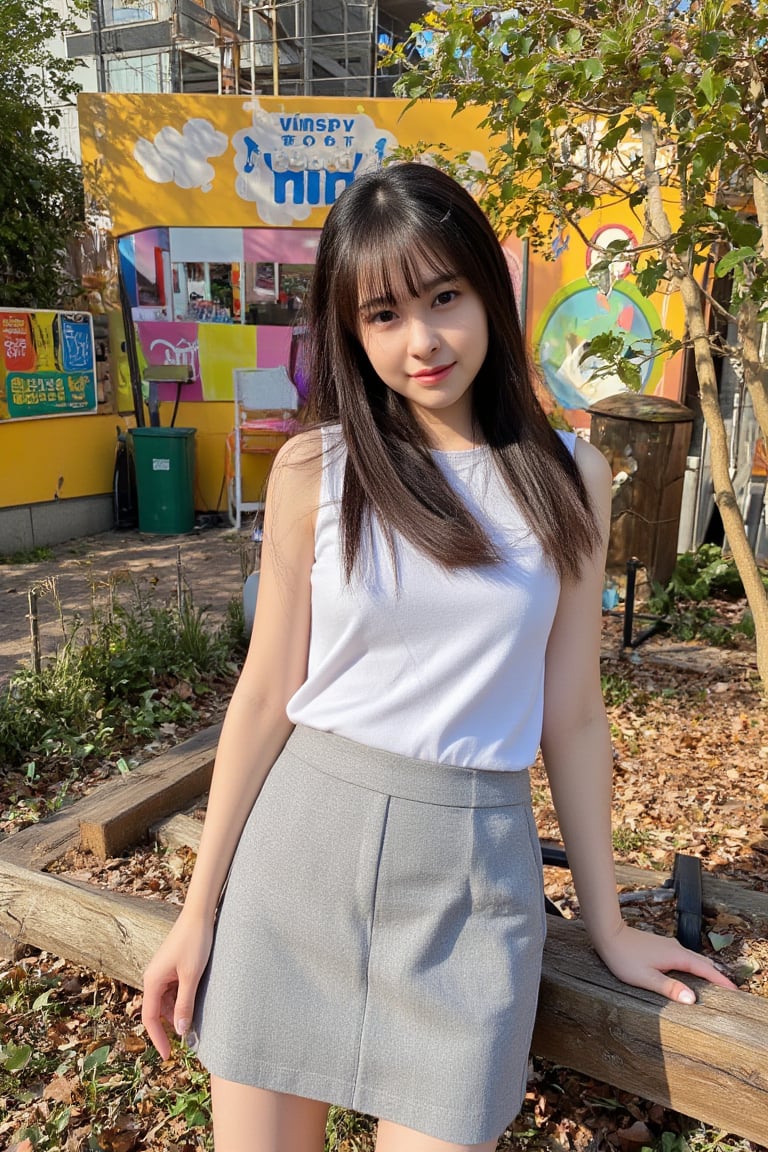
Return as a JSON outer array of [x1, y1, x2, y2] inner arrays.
[[142, 981, 175, 1059], [142, 1007, 172, 1059], [173, 973, 200, 1038], [646, 972, 698, 1004], [676, 951, 739, 990]]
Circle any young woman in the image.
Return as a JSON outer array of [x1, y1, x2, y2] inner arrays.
[[142, 163, 734, 1152]]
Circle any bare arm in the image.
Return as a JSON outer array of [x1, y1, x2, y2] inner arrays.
[[142, 431, 320, 1054], [541, 439, 735, 1001]]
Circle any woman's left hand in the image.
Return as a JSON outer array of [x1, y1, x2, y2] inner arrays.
[[596, 922, 738, 1003]]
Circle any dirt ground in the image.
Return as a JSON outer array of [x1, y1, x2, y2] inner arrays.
[[0, 524, 254, 688]]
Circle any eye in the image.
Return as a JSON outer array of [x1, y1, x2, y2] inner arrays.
[[434, 289, 459, 307], [367, 308, 398, 325]]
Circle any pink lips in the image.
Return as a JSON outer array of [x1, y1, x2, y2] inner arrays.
[[409, 363, 456, 384]]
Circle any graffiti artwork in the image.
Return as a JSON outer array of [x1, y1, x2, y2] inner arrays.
[[0, 310, 98, 420], [533, 278, 663, 410]]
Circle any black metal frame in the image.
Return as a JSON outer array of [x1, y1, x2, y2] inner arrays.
[[621, 557, 667, 649], [540, 841, 703, 951]]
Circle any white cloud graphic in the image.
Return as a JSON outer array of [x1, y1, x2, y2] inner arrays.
[[133, 118, 228, 193]]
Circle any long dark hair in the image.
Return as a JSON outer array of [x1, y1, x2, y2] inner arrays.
[[303, 162, 598, 582]]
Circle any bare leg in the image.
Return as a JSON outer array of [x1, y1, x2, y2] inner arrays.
[[210, 1078, 329, 1152], [375, 1119, 498, 1152]]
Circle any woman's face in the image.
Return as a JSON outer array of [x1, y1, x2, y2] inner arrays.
[[356, 258, 489, 445]]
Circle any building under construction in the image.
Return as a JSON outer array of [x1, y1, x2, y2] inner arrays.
[[248, 0, 427, 96], [67, 0, 428, 99]]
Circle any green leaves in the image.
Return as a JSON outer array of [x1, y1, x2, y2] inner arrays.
[[81, 1045, 111, 1075], [697, 67, 719, 105], [1, 1042, 33, 1072], [715, 247, 758, 277], [0, 2, 86, 306], [397, 0, 768, 337]]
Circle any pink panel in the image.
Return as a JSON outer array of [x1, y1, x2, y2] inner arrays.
[[134, 228, 164, 285], [256, 326, 292, 369], [244, 229, 322, 264], [136, 321, 204, 402]]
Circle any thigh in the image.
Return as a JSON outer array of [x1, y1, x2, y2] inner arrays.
[[210, 1077, 329, 1152], [375, 1119, 498, 1152]]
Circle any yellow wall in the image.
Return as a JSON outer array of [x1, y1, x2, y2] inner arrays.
[[0, 403, 273, 516], [80, 94, 493, 234], [0, 415, 117, 507]]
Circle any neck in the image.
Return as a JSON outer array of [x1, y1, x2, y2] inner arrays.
[[408, 405, 481, 452]]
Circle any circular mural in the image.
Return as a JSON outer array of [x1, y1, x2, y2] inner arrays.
[[533, 277, 663, 411]]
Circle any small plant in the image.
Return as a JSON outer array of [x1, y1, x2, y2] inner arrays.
[[0, 579, 244, 782], [0, 545, 55, 564], [601, 671, 633, 708], [325, 1106, 376, 1150], [612, 825, 652, 854], [153, 1045, 212, 1130], [647, 545, 760, 647]]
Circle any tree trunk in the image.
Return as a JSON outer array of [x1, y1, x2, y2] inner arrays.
[[680, 277, 768, 687], [737, 299, 768, 443], [641, 119, 768, 688], [740, 161, 768, 443]]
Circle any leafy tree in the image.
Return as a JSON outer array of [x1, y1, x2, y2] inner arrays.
[[395, 0, 768, 687], [0, 0, 87, 306]]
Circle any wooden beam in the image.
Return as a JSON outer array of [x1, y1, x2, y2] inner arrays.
[[0, 723, 221, 871], [0, 856, 176, 987], [533, 917, 768, 1146], [152, 813, 203, 853], [78, 723, 221, 859], [614, 862, 768, 921]]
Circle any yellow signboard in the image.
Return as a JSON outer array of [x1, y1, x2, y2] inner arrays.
[[79, 94, 493, 236]]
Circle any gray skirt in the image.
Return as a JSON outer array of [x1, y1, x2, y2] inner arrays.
[[191, 725, 546, 1145]]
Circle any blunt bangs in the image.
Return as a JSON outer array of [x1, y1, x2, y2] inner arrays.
[[343, 229, 460, 336]]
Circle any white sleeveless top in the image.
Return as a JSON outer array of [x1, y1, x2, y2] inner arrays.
[[286, 427, 577, 771]]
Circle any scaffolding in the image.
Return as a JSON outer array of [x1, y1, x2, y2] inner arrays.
[[244, 0, 424, 97]]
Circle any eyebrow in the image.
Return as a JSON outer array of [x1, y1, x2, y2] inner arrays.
[[358, 273, 460, 314]]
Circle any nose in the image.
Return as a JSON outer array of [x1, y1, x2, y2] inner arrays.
[[407, 315, 440, 359]]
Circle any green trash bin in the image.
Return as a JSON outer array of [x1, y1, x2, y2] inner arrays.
[[130, 427, 196, 535]]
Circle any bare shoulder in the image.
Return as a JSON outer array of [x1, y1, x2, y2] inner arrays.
[[573, 437, 611, 490], [272, 426, 323, 473], [268, 428, 323, 509], [573, 437, 611, 516]]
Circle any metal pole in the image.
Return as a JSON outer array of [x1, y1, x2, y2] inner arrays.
[[170, 0, 182, 92], [303, 0, 312, 95], [249, 4, 256, 93], [93, 0, 108, 92], [272, 2, 280, 95], [622, 558, 639, 649], [371, 0, 378, 97]]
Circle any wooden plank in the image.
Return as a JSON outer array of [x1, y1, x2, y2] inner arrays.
[[614, 862, 768, 922], [0, 856, 177, 987], [0, 723, 221, 871], [78, 723, 221, 859], [533, 917, 768, 1146], [152, 813, 203, 853], [0, 801, 84, 872]]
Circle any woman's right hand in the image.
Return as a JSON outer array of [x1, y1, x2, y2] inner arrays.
[[141, 911, 214, 1059]]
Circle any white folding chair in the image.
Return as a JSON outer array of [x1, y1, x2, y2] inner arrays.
[[226, 366, 299, 530]]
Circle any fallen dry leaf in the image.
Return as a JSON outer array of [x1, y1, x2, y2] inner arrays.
[[43, 1073, 76, 1104], [616, 1119, 652, 1149]]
